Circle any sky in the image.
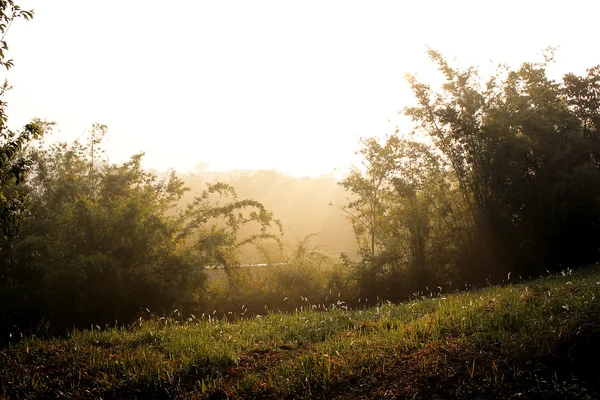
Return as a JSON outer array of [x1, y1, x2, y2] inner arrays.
[[3, 0, 600, 177]]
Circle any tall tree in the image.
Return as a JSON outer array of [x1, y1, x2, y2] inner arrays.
[[340, 134, 466, 298], [405, 49, 600, 279], [0, 1, 41, 240]]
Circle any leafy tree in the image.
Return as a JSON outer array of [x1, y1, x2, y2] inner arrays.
[[0, 1, 33, 70], [0, 1, 41, 240], [0, 2, 52, 339], [339, 134, 467, 299], [341, 50, 600, 299], [405, 49, 600, 280], [3, 130, 281, 333]]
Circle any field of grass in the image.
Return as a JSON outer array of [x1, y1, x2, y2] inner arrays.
[[2, 266, 600, 399]]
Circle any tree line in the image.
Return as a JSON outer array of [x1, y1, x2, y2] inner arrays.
[[340, 49, 600, 301]]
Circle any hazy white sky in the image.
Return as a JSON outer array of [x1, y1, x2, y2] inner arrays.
[[3, 0, 600, 177]]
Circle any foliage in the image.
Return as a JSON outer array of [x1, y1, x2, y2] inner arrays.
[[405, 49, 600, 280], [339, 134, 470, 300], [0, 1, 41, 240], [341, 50, 600, 299], [0, 118, 44, 239], [0, 1, 53, 340], [1, 129, 282, 334], [0, 0, 33, 71], [203, 234, 355, 316]]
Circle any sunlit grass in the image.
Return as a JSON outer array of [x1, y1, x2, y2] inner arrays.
[[2, 266, 600, 399]]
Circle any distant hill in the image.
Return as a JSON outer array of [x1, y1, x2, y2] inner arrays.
[[177, 169, 359, 258]]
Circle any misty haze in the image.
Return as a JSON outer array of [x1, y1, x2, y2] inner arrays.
[[1, 1, 600, 399]]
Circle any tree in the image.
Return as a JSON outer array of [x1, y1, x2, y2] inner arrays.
[[339, 133, 466, 299], [405, 49, 600, 280], [341, 50, 600, 299], [0, 3, 51, 339], [3, 131, 282, 332], [0, 1, 42, 240]]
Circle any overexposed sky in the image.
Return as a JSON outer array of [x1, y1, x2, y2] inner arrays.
[[3, 0, 600, 177]]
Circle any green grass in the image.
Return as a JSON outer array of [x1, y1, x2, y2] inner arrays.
[[2, 266, 600, 399]]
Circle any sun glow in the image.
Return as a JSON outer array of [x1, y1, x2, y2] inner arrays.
[[4, 0, 600, 176]]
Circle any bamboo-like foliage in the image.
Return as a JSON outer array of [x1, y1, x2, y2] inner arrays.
[[342, 49, 600, 298], [2, 131, 282, 333]]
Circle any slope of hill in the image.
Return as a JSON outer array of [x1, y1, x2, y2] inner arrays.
[[2, 266, 600, 399]]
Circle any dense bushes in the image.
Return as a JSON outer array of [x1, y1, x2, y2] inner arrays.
[[202, 235, 356, 316]]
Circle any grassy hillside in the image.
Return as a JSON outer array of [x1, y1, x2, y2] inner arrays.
[[2, 266, 600, 399]]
